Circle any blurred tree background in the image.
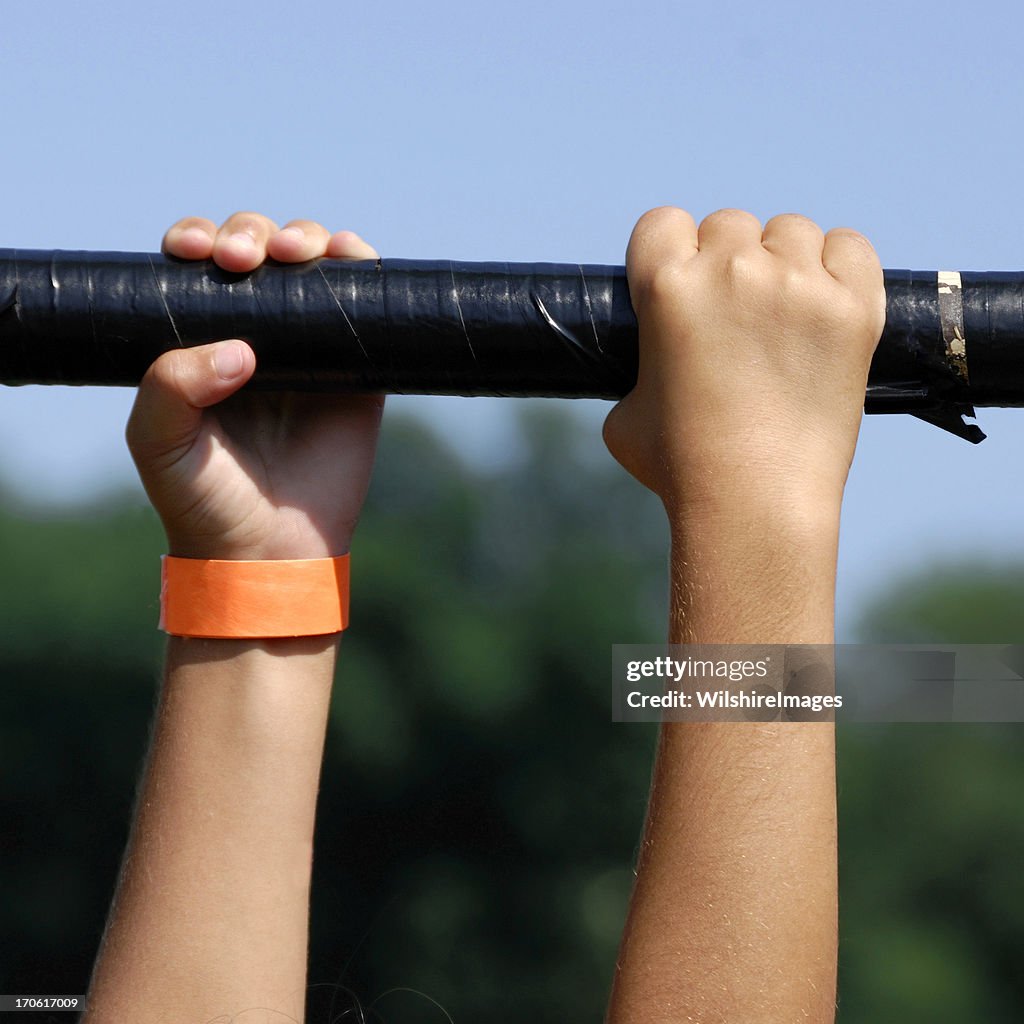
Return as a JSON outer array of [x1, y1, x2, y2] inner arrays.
[[1, 407, 1022, 1023]]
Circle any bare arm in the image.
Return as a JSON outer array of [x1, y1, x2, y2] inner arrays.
[[84, 213, 384, 1024], [603, 207, 885, 1023], [85, 637, 337, 1023], [608, 510, 841, 1024]]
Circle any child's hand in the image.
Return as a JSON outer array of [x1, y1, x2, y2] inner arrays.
[[125, 212, 383, 560], [604, 207, 885, 522]]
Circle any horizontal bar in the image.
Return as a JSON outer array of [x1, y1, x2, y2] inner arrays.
[[3, 250, 1019, 440]]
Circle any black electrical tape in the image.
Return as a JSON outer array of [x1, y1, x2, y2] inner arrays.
[[1, 251, 1021, 436]]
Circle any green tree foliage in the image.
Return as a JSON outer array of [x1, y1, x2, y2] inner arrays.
[[0, 487, 166, 1020], [2, 410, 1023, 1022], [858, 564, 1024, 643], [835, 566, 1024, 1022]]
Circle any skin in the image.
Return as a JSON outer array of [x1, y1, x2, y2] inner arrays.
[[83, 206, 883, 1024], [603, 208, 884, 1024], [83, 212, 384, 1024]]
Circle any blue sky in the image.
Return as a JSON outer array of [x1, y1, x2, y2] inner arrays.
[[2, 0, 1024, 636]]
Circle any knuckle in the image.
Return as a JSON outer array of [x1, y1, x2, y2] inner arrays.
[[636, 204, 691, 230], [225, 210, 275, 235], [721, 250, 761, 286], [631, 206, 696, 251], [162, 216, 215, 255], [126, 353, 191, 449], [771, 212, 820, 231], [780, 270, 848, 323], [776, 265, 813, 300], [284, 218, 325, 234], [819, 288, 880, 340], [629, 208, 699, 304], [703, 207, 760, 230], [172, 215, 214, 234], [827, 227, 877, 255], [148, 349, 187, 389], [637, 261, 685, 306]]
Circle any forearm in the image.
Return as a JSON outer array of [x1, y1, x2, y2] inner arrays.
[[84, 635, 338, 1024], [608, 494, 841, 1024], [666, 489, 841, 645]]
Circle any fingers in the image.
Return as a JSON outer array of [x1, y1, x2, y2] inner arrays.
[[697, 208, 763, 252], [626, 207, 698, 305], [163, 214, 378, 269], [822, 227, 883, 288], [701, 210, 879, 299], [761, 213, 826, 267], [823, 228, 886, 342], [327, 230, 379, 260], [266, 219, 331, 262], [211, 212, 280, 273], [126, 341, 255, 460], [162, 212, 279, 272], [268, 222, 378, 262], [143, 214, 381, 473], [162, 217, 217, 260], [627, 207, 698, 270]]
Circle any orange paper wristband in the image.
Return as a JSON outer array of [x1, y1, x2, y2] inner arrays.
[[159, 554, 350, 639]]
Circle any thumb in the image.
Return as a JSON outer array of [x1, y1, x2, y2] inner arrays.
[[602, 391, 661, 496], [602, 392, 637, 471], [126, 340, 255, 461]]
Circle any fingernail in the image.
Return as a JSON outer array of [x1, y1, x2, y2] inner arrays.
[[280, 226, 305, 241], [229, 231, 257, 251], [180, 226, 210, 248], [215, 342, 245, 380]]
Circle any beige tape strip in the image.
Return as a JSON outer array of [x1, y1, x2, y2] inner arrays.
[[937, 271, 969, 383]]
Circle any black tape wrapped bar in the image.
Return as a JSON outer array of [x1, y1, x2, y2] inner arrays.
[[2, 249, 1023, 439]]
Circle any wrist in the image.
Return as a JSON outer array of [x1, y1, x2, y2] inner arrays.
[[166, 632, 339, 663], [664, 479, 843, 540], [655, 428, 854, 519], [166, 532, 352, 562], [665, 488, 840, 645]]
